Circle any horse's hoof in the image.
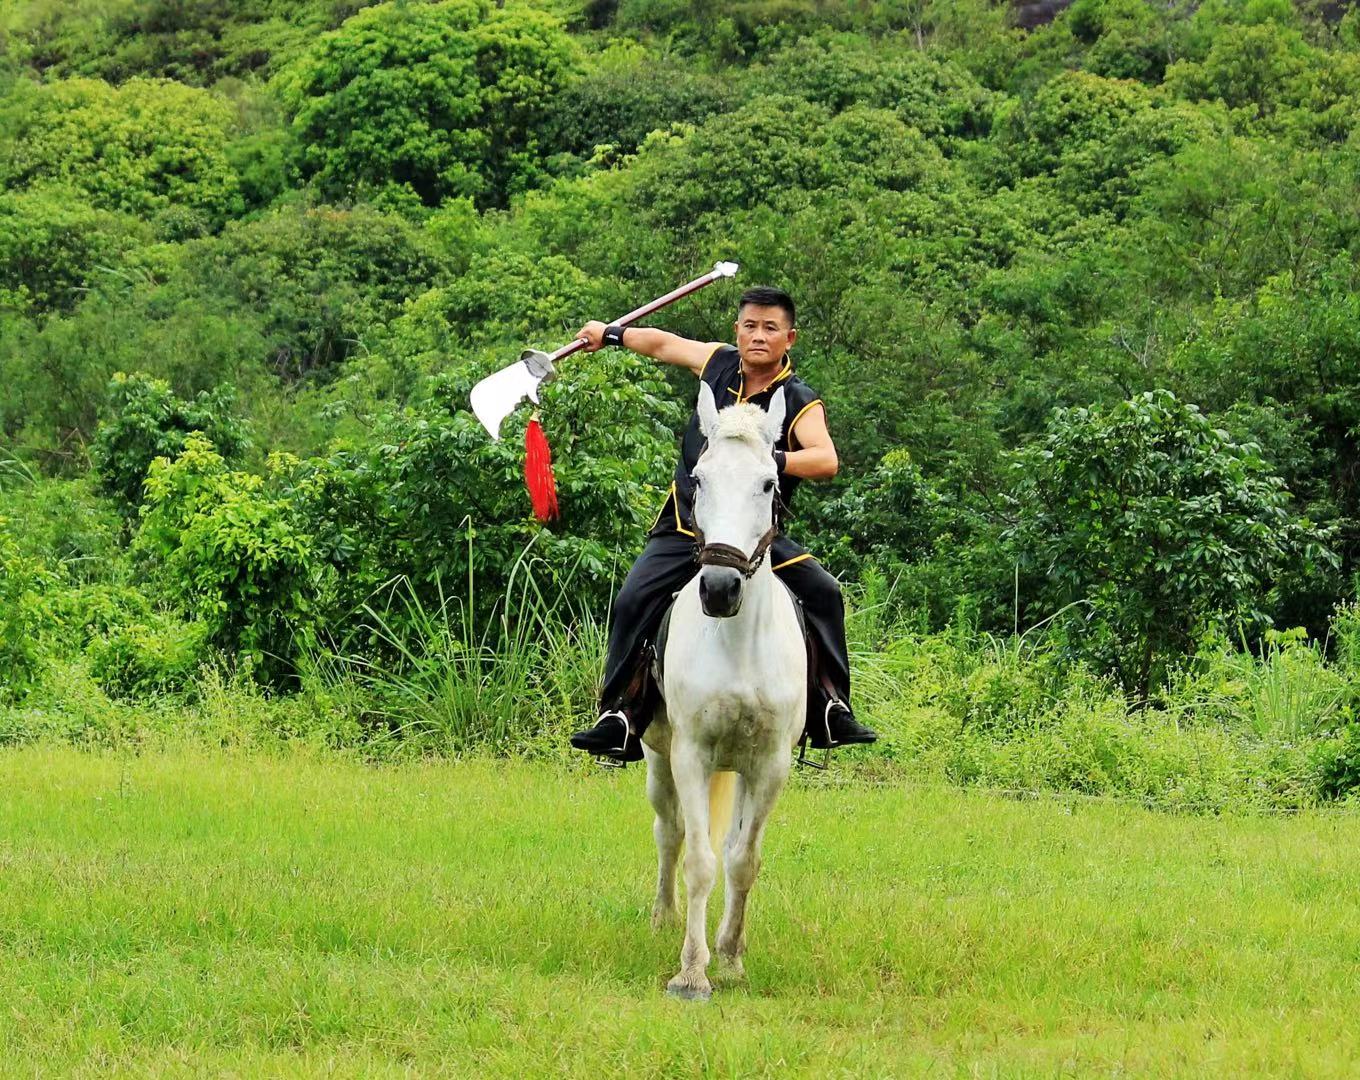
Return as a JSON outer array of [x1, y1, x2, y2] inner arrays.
[[716, 956, 746, 984], [666, 977, 712, 1001], [651, 907, 679, 930]]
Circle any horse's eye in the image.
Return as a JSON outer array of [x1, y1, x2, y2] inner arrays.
[[690, 473, 702, 489], [763, 479, 775, 494]]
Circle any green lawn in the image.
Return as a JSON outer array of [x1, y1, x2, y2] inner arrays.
[[2, 747, 1359, 1077]]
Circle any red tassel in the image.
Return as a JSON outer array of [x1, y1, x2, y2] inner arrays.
[[524, 412, 559, 522]]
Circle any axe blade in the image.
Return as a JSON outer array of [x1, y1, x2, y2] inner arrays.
[[470, 350, 556, 441]]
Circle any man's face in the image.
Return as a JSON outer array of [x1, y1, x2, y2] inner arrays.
[[734, 304, 796, 367]]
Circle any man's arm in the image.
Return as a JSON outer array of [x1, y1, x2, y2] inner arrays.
[[576, 320, 722, 376], [786, 402, 838, 480]]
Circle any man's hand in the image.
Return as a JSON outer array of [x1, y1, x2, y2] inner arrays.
[[576, 321, 607, 352]]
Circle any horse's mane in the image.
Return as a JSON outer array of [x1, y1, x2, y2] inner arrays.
[[710, 402, 769, 447]]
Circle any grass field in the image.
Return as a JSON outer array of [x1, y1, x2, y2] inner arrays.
[[3, 747, 1360, 1077]]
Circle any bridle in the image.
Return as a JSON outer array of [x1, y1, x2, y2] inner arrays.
[[693, 520, 779, 579], [690, 442, 784, 579]]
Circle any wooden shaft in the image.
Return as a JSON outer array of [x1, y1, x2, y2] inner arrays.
[[547, 267, 732, 362]]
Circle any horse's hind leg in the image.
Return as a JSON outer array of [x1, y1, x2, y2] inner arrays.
[[644, 743, 682, 929], [716, 756, 790, 980]]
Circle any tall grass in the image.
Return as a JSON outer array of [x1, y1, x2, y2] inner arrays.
[[0, 443, 36, 488], [1160, 627, 1351, 744], [318, 535, 607, 755], [1246, 630, 1346, 742]]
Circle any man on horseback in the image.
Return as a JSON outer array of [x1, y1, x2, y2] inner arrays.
[[569, 285, 878, 763]]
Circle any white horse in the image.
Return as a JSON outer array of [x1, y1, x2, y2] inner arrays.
[[641, 382, 807, 1000]]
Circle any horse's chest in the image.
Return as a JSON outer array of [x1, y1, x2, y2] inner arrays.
[[667, 664, 801, 751], [659, 587, 807, 760]]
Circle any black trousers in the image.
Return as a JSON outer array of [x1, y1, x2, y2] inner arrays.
[[598, 529, 851, 730]]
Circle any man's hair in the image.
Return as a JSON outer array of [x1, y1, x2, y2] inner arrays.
[[737, 285, 796, 328]]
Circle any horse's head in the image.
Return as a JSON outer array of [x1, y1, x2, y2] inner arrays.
[[691, 381, 786, 618]]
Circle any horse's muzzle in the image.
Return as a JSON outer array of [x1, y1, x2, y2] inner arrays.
[[698, 566, 744, 618]]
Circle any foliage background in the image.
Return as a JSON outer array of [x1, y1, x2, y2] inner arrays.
[[4, 0, 1360, 806]]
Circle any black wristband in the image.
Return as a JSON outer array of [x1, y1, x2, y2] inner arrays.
[[602, 324, 626, 348], [773, 449, 787, 474]]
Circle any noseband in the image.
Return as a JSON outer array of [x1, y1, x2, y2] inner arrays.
[[693, 521, 780, 579]]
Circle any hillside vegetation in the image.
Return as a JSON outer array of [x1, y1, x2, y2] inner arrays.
[[4, 0, 1360, 805]]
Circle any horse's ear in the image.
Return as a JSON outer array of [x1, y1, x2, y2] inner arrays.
[[764, 387, 787, 447], [697, 380, 719, 440]]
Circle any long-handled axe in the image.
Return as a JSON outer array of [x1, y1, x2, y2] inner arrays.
[[469, 261, 740, 442]]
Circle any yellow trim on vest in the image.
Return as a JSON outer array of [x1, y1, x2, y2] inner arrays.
[[670, 481, 695, 537], [771, 553, 813, 572], [787, 398, 824, 449], [649, 482, 697, 537], [647, 486, 669, 533], [737, 358, 793, 404], [789, 398, 823, 431], [697, 342, 727, 380]]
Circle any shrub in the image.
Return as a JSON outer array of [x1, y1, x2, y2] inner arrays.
[[1000, 70, 1158, 178], [0, 476, 121, 582], [547, 54, 735, 158], [0, 76, 243, 237], [0, 524, 58, 704], [277, 0, 578, 207], [0, 187, 152, 316], [814, 449, 944, 572], [173, 205, 446, 382], [4, 0, 332, 86], [751, 32, 998, 138], [407, 250, 617, 352], [92, 372, 250, 514], [1164, 19, 1312, 118], [626, 95, 933, 232], [1065, 0, 1178, 83], [293, 352, 682, 635], [1007, 390, 1338, 701], [135, 436, 326, 681], [86, 611, 211, 700]]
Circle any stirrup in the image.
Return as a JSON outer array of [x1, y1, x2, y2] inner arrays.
[[796, 703, 836, 770], [595, 710, 632, 768], [796, 698, 840, 770], [796, 731, 830, 770]]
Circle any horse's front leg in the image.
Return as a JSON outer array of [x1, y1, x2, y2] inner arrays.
[[716, 754, 790, 980], [666, 740, 716, 1000], [643, 743, 682, 928]]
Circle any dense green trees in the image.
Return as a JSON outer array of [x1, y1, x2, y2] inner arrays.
[[0, 76, 243, 236], [3, 0, 1360, 717], [91, 372, 251, 512], [1009, 391, 1335, 700], [0, 189, 150, 315], [277, 0, 578, 207]]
